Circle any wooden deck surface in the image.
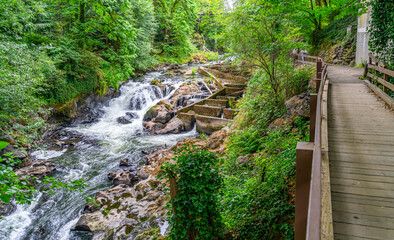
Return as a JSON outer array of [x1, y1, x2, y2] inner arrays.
[[328, 66, 394, 240]]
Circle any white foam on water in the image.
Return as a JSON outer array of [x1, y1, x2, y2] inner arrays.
[[0, 193, 42, 240], [56, 217, 79, 240], [31, 149, 67, 160], [160, 221, 169, 236]]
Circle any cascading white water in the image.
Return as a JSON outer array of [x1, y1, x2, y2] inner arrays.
[[0, 70, 198, 240]]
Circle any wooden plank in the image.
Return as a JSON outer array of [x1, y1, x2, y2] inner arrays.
[[329, 171, 394, 184], [367, 73, 394, 91], [334, 233, 376, 240], [329, 153, 394, 166], [333, 222, 394, 239], [330, 166, 394, 177], [330, 161, 394, 172], [364, 80, 394, 109], [328, 128, 394, 136], [332, 201, 394, 218], [332, 193, 394, 208], [332, 212, 394, 232], [368, 64, 394, 78], [331, 178, 394, 191], [331, 185, 394, 199]]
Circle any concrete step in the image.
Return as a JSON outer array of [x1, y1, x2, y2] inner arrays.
[[193, 105, 222, 118], [216, 96, 238, 100], [225, 87, 244, 95], [196, 115, 232, 134], [197, 99, 228, 108], [224, 83, 247, 88], [223, 108, 235, 119]]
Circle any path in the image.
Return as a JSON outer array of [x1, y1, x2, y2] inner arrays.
[[327, 65, 394, 239]]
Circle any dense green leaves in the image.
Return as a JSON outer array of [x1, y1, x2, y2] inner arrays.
[[161, 147, 224, 239], [368, 0, 394, 66]]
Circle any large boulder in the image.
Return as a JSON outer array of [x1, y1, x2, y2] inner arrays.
[[285, 94, 310, 118], [143, 121, 165, 132], [152, 111, 171, 124], [143, 100, 175, 122], [154, 117, 185, 135], [15, 161, 56, 177], [116, 112, 138, 124], [107, 170, 138, 186]]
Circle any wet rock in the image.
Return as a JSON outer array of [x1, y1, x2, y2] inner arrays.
[[152, 111, 171, 124], [15, 161, 56, 177], [143, 121, 165, 132], [137, 168, 150, 180], [143, 100, 175, 122], [285, 94, 310, 118], [153, 117, 185, 135], [150, 79, 166, 93], [119, 158, 130, 167], [52, 89, 118, 125], [117, 116, 133, 124], [108, 170, 138, 186], [126, 112, 138, 119], [0, 203, 16, 216]]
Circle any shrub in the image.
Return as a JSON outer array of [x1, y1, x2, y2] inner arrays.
[[160, 146, 224, 240]]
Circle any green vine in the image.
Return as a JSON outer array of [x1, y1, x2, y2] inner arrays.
[[160, 146, 224, 240], [368, 0, 394, 67]]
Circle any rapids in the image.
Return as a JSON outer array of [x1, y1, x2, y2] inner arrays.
[[0, 67, 205, 240]]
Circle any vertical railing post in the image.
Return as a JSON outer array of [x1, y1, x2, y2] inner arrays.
[[316, 58, 322, 79], [310, 94, 317, 143], [295, 142, 314, 240]]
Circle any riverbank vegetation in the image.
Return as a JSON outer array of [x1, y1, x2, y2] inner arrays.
[[1, 0, 374, 238]]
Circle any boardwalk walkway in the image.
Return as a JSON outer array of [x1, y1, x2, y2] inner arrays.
[[328, 65, 394, 239]]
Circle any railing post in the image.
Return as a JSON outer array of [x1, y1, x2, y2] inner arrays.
[[316, 59, 322, 79], [295, 142, 314, 240], [310, 94, 317, 143]]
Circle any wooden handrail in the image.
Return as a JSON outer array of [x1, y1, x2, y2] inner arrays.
[[295, 56, 331, 240], [365, 53, 394, 108]]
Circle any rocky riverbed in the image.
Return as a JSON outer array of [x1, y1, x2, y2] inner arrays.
[[0, 62, 222, 240]]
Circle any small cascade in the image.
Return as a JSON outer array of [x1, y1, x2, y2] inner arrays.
[[0, 69, 200, 240]]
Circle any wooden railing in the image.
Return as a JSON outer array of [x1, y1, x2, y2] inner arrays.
[[365, 53, 394, 108], [293, 53, 331, 240]]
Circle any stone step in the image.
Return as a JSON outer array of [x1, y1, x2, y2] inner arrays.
[[196, 99, 228, 108], [193, 105, 222, 118], [224, 83, 247, 88], [223, 108, 235, 119], [225, 87, 244, 95], [216, 96, 237, 100], [196, 115, 232, 135]]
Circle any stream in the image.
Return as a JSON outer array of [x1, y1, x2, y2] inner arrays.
[[0, 65, 208, 240]]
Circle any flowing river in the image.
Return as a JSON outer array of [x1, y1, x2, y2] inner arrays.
[[0, 66, 207, 239]]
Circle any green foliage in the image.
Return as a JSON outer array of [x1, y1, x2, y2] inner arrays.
[[229, 65, 312, 135], [160, 146, 224, 240], [221, 118, 309, 239], [368, 0, 394, 66], [154, 0, 198, 59]]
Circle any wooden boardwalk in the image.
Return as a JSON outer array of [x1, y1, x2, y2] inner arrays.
[[328, 66, 394, 239]]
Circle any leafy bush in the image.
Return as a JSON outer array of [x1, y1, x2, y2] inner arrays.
[[160, 147, 224, 240], [221, 118, 309, 239], [369, 0, 394, 66]]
